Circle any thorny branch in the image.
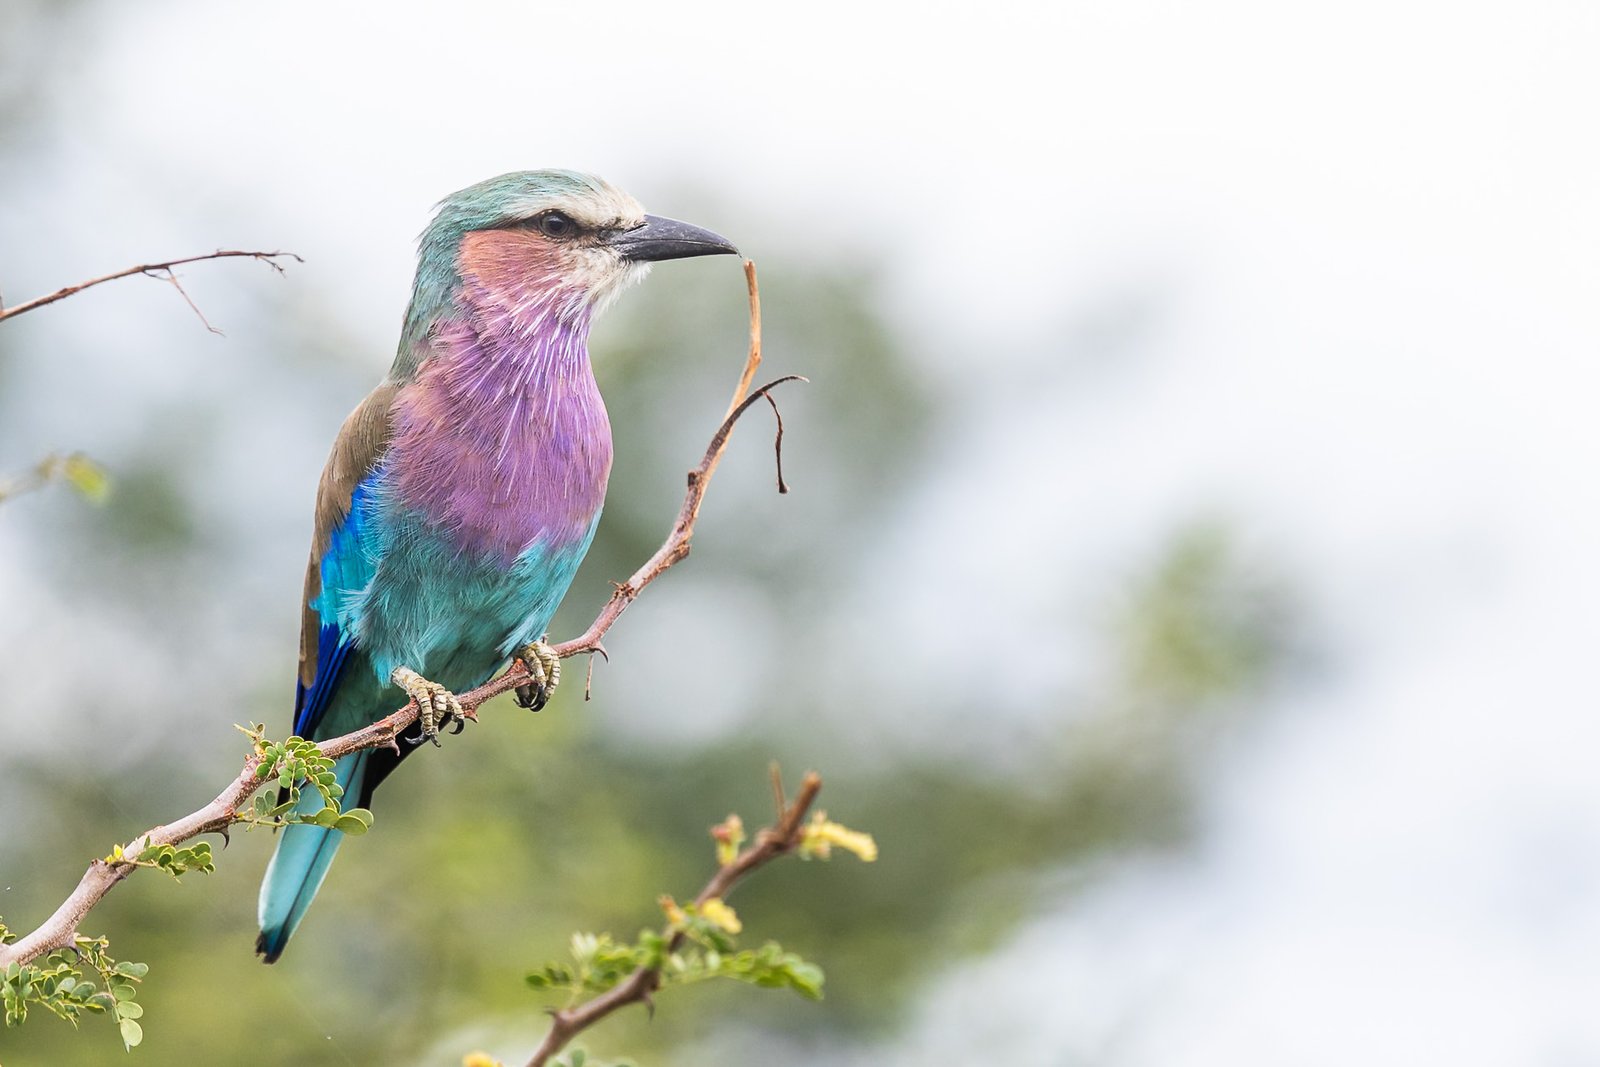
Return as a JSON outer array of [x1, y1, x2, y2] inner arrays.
[[522, 769, 825, 1067], [0, 249, 302, 328], [0, 259, 801, 970]]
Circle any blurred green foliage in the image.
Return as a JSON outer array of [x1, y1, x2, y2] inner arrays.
[[0, 40, 1297, 1055]]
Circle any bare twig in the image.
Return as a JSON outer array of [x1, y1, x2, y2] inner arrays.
[[769, 761, 787, 817], [764, 392, 790, 493], [150, 267, 221, 335], [523, 771, 825, 1067], [0, 249, 302, 325], [0, 258, 800, 970]]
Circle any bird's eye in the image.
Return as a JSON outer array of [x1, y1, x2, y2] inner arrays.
[[535, 211, 577, 239]]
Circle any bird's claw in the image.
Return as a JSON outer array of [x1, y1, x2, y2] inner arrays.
[[513, 638, 562, 712], [391, 666, 464, 746]]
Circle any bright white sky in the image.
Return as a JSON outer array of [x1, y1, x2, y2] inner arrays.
[[6, 1, 1600, 1062]]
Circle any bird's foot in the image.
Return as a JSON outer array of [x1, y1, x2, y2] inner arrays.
[[513, 638, 562, 712], [391, 666, 464, 746]]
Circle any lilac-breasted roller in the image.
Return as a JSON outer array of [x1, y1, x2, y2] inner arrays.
[[255, 170, 737, 962]]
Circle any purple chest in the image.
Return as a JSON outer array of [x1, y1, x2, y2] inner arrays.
[[384, 315, 613, 562]]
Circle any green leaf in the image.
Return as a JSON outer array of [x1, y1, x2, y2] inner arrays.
[[119, 1017, 143, 1048], [332, 814, 370, 836], [112, 962, 148, 979], [787, 961, 825, 999], [115, 1000, 143, 1019], [111, 984, 137, 1002], [61, 454, 111, 503]]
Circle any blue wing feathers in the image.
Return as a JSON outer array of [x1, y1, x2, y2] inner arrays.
[[312, 479, 381, 635], [293, 478, 380, 739], [294, 623, 352, 737]]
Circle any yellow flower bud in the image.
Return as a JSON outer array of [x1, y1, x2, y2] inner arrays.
[[799, 812, 878, 862], [698, 897, 742, 934]]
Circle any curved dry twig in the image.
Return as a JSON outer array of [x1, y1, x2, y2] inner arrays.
[[0, 258, 801, 969]]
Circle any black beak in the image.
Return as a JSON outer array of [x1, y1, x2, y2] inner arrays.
[[608, 215, 739, 262]]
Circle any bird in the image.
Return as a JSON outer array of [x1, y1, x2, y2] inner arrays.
[[255, 170, 738, 962]]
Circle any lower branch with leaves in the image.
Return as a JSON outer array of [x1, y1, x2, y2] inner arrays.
[[439, 769, 875, 1067], [511, 769, 875, 1067], [0, 261, 863, 1063]]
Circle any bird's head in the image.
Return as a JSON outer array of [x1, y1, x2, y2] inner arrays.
[[401, 169, 737, 356]]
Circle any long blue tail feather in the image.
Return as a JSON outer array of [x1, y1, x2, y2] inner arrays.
[[255, 751, 369, 963]]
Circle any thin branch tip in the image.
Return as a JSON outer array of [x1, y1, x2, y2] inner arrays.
[[769, 762, 787, 818], [0, 248, 303, 326]]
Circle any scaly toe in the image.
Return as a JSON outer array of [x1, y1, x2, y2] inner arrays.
[[391, 666, 463, 746], [514, 639, 562, 712]]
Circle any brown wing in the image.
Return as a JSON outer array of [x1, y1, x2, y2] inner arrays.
[[296, 381, 399, 692]]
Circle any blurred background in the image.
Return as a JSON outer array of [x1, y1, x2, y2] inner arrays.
[[1, 1, 1597, 1063]]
